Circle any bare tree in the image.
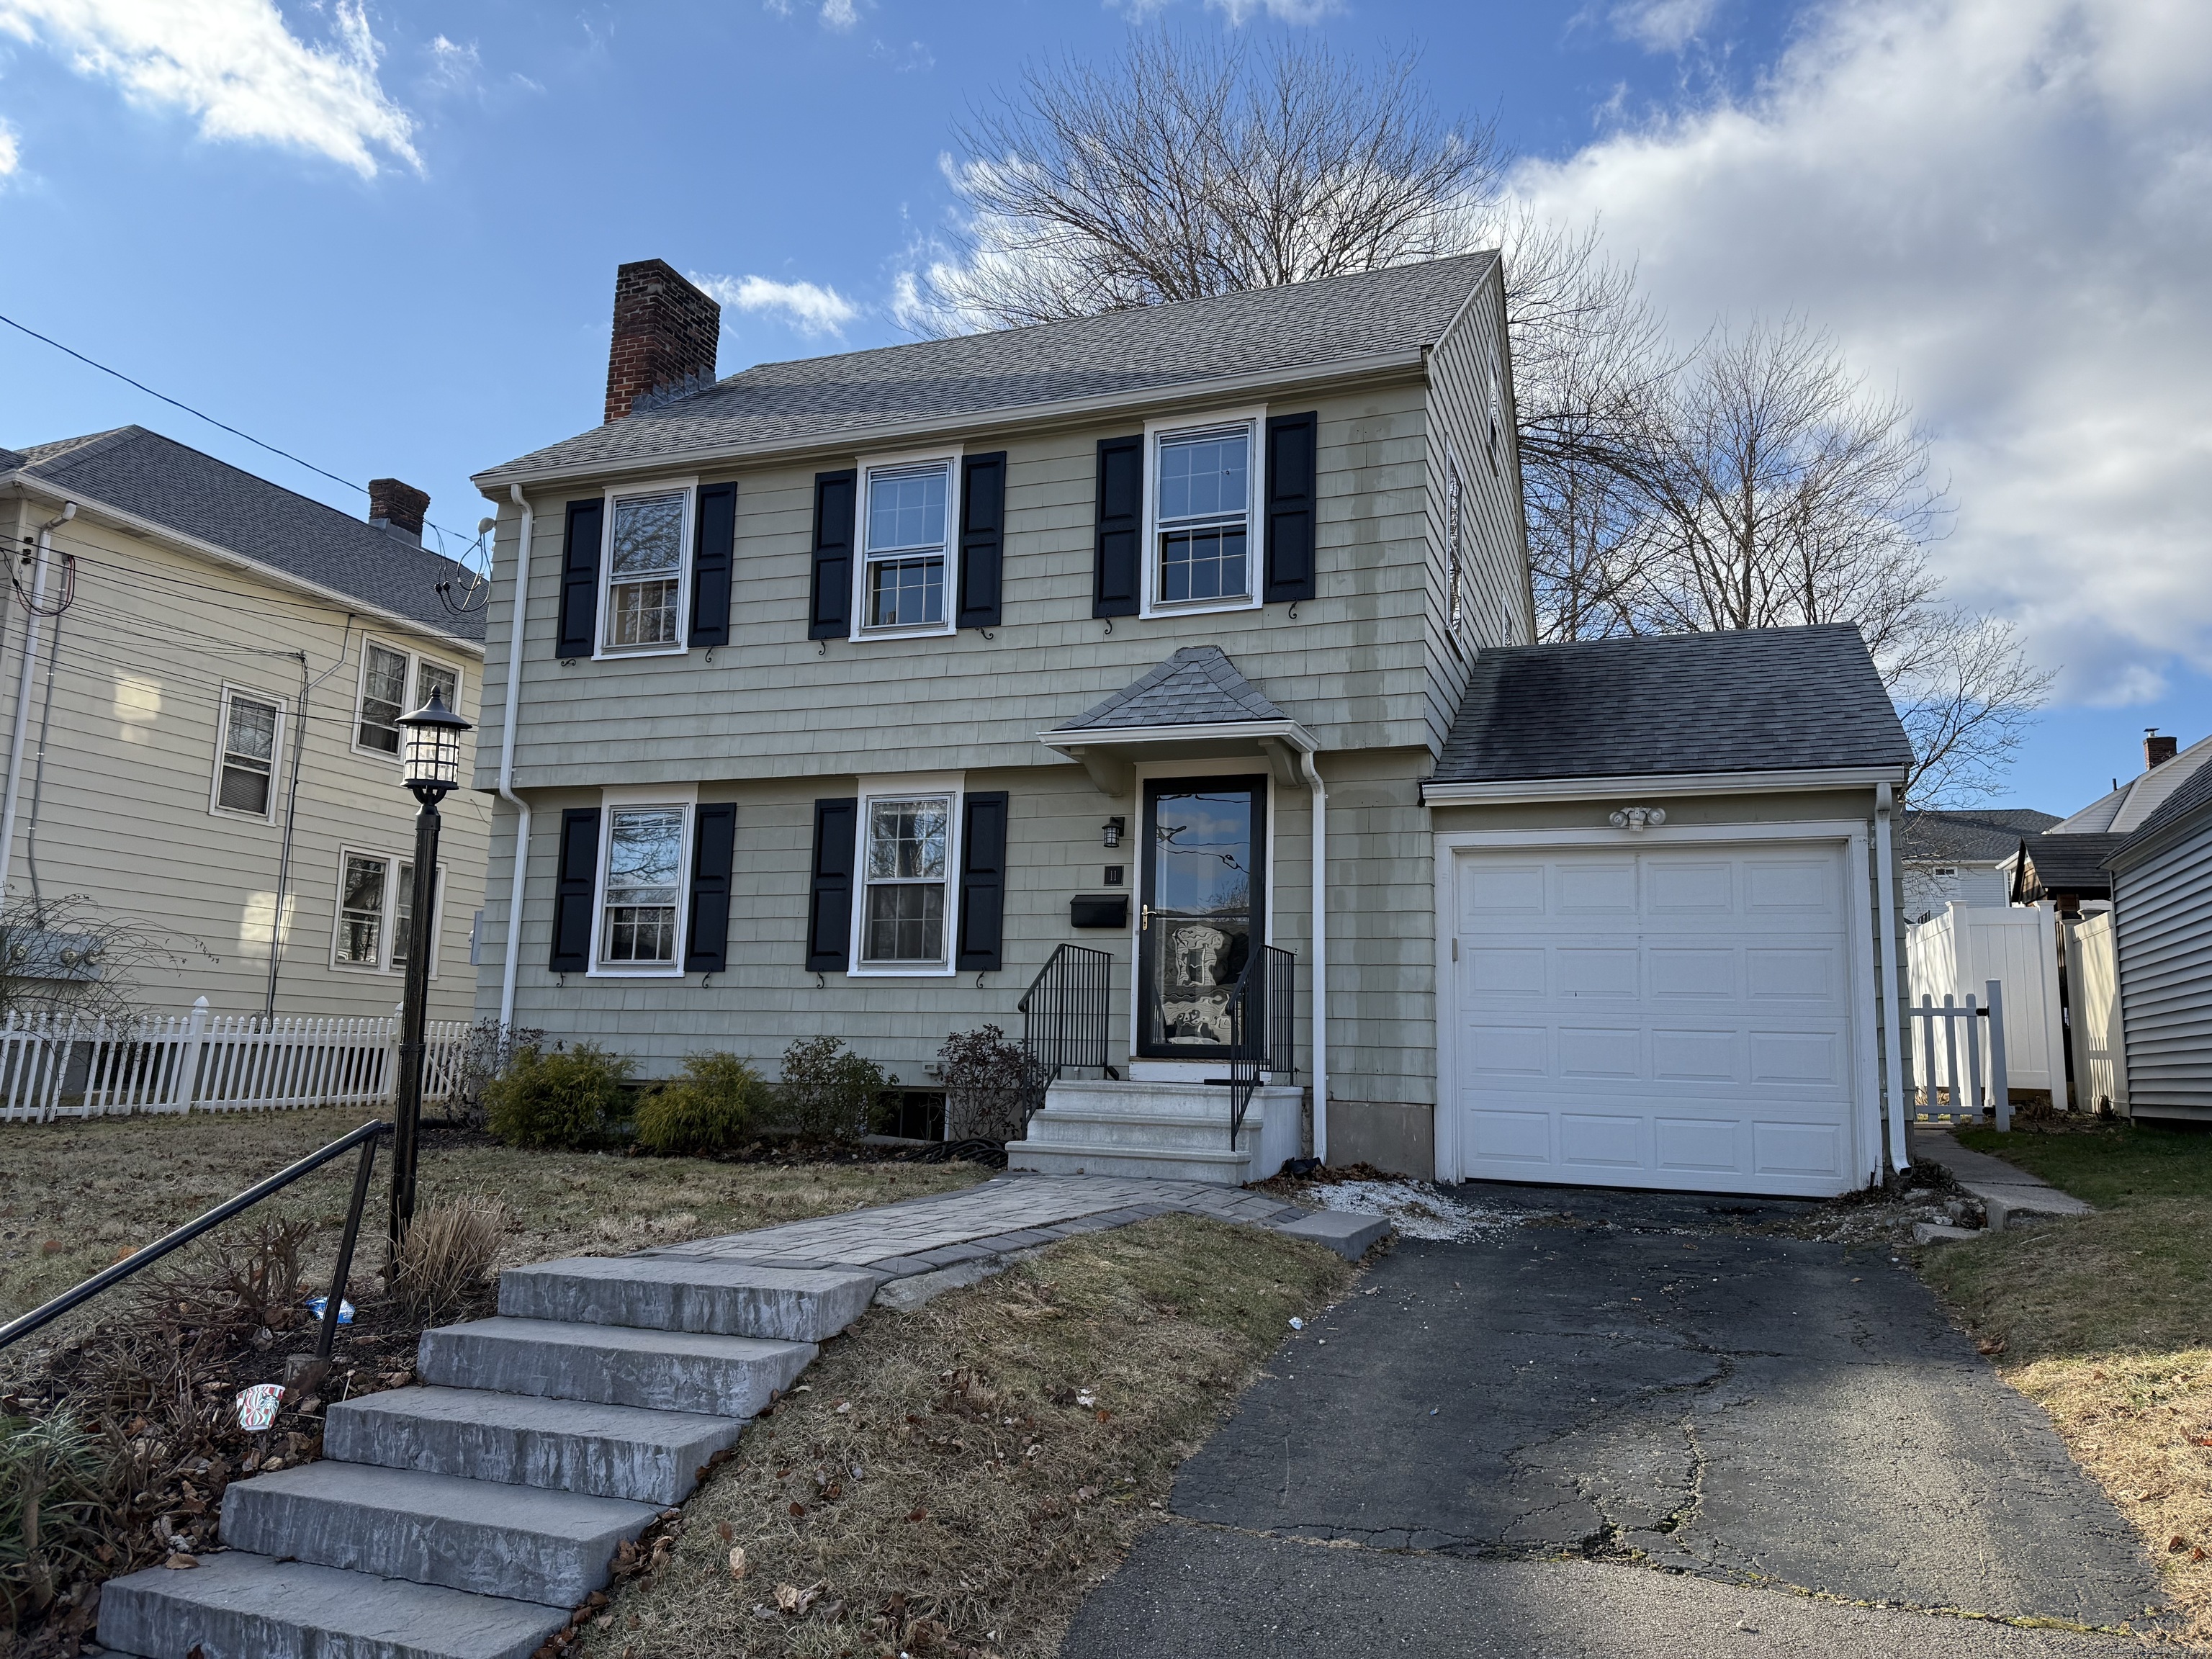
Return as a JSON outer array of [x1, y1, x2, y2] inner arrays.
[[0, 892, 211, 1025]]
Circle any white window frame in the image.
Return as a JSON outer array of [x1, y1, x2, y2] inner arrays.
[[1141, 405, 1267, 619], [588, 783, 698, 978], [352, 637, 463, 763], [210, 683, 287, 823], [327, 847, 446, 978], [847, 771, 965, 977], [850, 446, 962, 642], [595, 477, 697, 660]]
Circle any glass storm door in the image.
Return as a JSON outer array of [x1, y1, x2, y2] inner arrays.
[[1138, 778, 1265, 1060]]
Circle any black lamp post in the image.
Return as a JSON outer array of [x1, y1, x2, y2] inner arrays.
[[388, 689, 472, 1269]]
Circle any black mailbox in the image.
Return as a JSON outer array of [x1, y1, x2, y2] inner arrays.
[[1070, 894, 1129, 929]]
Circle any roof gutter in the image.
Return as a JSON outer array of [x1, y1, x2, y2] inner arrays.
[[1421, 765, 1909, 806], [472, 348, 1429, 494]]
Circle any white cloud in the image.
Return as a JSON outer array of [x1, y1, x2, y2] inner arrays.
[[422, 34, 480, 98], [0, 117, 17, 177], [1611, 0, 1719, 53], [0, 0, 417, 176], [819, 0, 857, 28], [1110, 0, 1341, 21], [1514, 0, 2212, 705], [695, 272, 861, 338]]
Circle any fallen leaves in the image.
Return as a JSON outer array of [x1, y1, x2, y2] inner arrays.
[[773, 1581, 824, 1615], [727, 1546, 748, 1581]]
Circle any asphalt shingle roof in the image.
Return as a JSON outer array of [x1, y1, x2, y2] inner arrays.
[[2016, 832, 2126, 894], [480, 253, 1498, 482], [1901, 808, 2060, 863], [4, 427, 484, 645], [1052, 646, 1287, 732], [1431, 624, 1912, 784], [2112, 760, 2212, 860]]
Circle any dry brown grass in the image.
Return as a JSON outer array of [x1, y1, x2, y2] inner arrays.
[[572, 1213, 1357, 1659]]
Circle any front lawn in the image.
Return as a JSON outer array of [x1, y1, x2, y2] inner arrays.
[[1921, 1120, 2212, 1638]]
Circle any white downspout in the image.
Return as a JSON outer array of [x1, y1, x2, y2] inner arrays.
[[496, 485, 533, 1029], [1873, 782, 1910, 1173], [1299, 749, 1329, 1164], [0, 501, 71, 899]]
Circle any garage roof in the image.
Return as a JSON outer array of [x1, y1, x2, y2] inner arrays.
[[1433, 625, 1911, 783]]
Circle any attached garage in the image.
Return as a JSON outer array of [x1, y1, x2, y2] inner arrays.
[[1421, 627, 1917, 1198]]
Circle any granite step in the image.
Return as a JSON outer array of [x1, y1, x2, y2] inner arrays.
[[96, 1550, 567, 1659], [220, 1461, 657, 1607], [324, 1384, 746, 1506], [418, 1317, 814, 1416], [1003, 1138, 1254, 1184], [498, 1256, 879, 1342]]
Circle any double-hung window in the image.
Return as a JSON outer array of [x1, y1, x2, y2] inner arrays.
[[332, 850, 442, 974], [1143, 411, 1263, 616], [601, 806, 687, 967], [213, 686, 283, 819], [603, 489, 689, 652], [862, 796, 951, 965], [356, 640, 462, 757], [855, 457, 956, 635]]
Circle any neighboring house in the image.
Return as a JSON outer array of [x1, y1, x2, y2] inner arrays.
[[469, 256, 1912, 1198], [2008, 730, 2212, 915], [2101, 760, 2212, 1124], [0, 428, 488, 1021], [1898, 808, 2057, 920]]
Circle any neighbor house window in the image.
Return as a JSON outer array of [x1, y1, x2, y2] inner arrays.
[[861, 795, 952, 966], [1155, 423, 1251, 606], [332, 850, 442, 975], [860, 462, 951, 631], [601, 806, 685, 967], [604, 490, 688, 651], [214, 688, 282, 819], [356, 640, 462, 758]]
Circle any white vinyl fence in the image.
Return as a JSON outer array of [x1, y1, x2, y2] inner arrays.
[[2064, 911, 2128, 1116], [0, 996, 469, 1124], [1906, 900, 2069, 1108]]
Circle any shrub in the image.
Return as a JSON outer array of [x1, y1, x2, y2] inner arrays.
[[0, 1411, 125, 1622], [441, 1018, 547, 1128], [485, 1043, 634, 1148], [775, 1035, 884, 1143], [637, 1052, 768, 1155], [939, 1024, 1051, 1143], [391, 1194, 511, 1321]]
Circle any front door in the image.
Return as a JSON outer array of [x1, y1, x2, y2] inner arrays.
[[1138, 777, 1265, 1060]]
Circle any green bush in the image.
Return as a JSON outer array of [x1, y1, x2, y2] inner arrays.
[[775, 1035, 884, 1143], [484, 1043, 634, 1149], [637, 1052, 768, 1155]]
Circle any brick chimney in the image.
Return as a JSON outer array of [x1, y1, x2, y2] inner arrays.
[[2145, 729, 2179, 769], [368, 477, 429, 547], [605, 259, 720, 423]]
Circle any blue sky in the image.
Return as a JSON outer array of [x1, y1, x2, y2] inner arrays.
[[1, 0, 2205, 815]]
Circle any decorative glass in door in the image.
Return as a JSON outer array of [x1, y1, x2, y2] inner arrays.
[[1139, 779, 1264, 1057]]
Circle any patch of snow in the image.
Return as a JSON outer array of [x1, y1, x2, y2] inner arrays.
[[1308, 1179, 1537, 1241]]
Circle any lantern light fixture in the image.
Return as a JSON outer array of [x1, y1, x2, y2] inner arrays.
[[398, 691, 472, 802], [1102, 817, 1125, 849]]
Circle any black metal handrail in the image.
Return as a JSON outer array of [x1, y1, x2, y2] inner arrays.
[[1225, 945, 1295, 1148], [0, 1118, 390, 1362], [1020, 944, 1112, 1079]]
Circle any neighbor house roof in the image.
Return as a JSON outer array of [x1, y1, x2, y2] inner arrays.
[[1, 426, 484, 646], [1429, 625, 1912, 785], [1051, 646, 1289, 733], [2011, 832, 2127, 899], [2108, 760, 2212, 868], [2049, 731, 2212, 836], [1901, 808, 2060, 863], [478, 253, 1501, 485]]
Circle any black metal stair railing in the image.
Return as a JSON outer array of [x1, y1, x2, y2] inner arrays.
[[1226, 945, 1295, 1149], [1019, 944, 1112, 1080]]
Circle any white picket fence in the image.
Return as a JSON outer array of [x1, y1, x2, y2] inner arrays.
[[1905, 900, 2069, 1107], [0, 996, 470, 1124]]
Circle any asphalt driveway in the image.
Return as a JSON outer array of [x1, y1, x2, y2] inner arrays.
[[1062, 1187, 2170, 1659]]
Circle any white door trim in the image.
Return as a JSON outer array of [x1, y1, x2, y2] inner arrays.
[[1432, 821, 1880, 1190]]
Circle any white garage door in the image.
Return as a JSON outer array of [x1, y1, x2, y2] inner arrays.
[[1445, 842, 1864, 1197]]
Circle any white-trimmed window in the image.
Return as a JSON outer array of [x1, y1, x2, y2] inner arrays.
[[212, 685, 284, 820], [602, 485, 692, 655], [331, 850, 443, 976], [588, 788, 697, 976], [849, 775, 963, 974], [1445, 451, 1465, 638], [853, 453, 959, 637], [356, 640, 461, 758], [1143, 409, 1264, 616]]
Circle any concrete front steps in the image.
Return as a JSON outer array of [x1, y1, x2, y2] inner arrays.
[[1006, 1078, 1304, 1184], [99, 1258, 881, 1659]]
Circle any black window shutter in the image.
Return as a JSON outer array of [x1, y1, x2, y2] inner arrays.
[[957, 451, 1007, 630], [556, 500, 603, 658], [549, 807, 601, 972], [1093, 435, 1142, 618], [683, 802, 737, 973], [808, 470, 855, 640], [955, 791, 1010, 973], [805, 797, 858, 971], [1264, 412, 1318, 603], [689, 482, 736, 648]]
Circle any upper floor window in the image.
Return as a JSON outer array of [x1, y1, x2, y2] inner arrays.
[[212, 686, 283, 820], [857, 458, 956, 635], [1140, 410, 1264, 618], [356, 640, 460, 758], [606, 490, 688, 651]]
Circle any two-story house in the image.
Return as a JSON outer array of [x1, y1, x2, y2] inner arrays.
[[0, 428, 487, 1022], [469, 256, 1915, 1197]]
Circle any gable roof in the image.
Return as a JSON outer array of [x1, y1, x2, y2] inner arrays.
[[1430, 624, 1912, 786], [1051, 646, 1288, 733], [2049, 731, 2212, 835], [478, 253, 1500, 485], [2013, 832, 2127, 897], [2, 426, 484, 647], [2110, 759, 2212, 865], [1901, 808, 2060, 863]]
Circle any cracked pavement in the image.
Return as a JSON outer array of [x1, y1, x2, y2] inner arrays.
[[1062, 1187, 2174, 1658]]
